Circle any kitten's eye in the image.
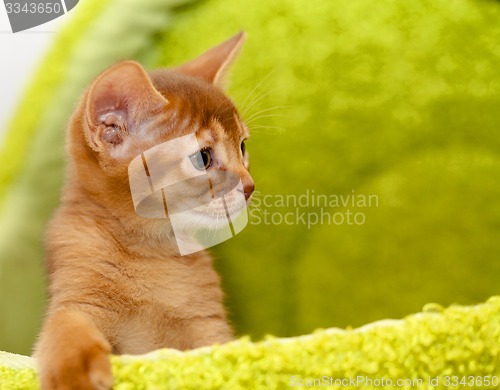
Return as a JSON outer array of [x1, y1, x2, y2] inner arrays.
[[240, 140, 246, 155], [189, 148, 212, 171]]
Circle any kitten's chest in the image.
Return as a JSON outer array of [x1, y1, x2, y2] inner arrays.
[[120, 254, 223, 316], [113, 254, 224, 354]]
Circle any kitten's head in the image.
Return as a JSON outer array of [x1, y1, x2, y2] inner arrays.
[[69, 32, 253, 244]]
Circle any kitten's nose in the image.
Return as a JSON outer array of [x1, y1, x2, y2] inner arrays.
[[241, 174, 255, 201], [244, 182, 255, 201]]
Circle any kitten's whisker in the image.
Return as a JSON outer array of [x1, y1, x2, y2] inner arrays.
[[214, 104, 237, 120], [248, 200, 262, 212], [248, 125, 284, 130], [244, 105, 291, 123], [245, 114, 284, 125], [248, 130, 271, 135], [248, 201, 263, 222], [248, 125, 286, 135], [239, 70, 276, 113], [241, 86, 282, 118], [240, 83, 281, 117]]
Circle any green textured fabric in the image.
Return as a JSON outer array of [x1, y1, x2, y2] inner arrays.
[[155, 0, 500, 338], [0, 0, 499, 361], [1, 297, 500, 389]]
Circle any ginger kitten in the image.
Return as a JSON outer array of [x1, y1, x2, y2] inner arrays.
[[35, 32, 254, 390]]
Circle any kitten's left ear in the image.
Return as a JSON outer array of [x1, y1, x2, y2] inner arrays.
[[177, 31, 246, 88]]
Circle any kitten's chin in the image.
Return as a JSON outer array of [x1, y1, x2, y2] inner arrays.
[[135, 197, 248, 255], [170, 197, 248, 231]]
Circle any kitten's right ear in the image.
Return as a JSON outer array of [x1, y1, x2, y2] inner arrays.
[[177, 31, 246, 89], [85, 60, 167, 151]]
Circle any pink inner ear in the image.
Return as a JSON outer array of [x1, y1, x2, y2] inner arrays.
[[98, 112, 127, 129], [93, 82, 128, 119], [101, 113, 125, 126], [87, 61, 168, 129]]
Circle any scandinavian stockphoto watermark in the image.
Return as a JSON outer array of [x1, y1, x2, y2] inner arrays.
[[249, 189, 379, 229]]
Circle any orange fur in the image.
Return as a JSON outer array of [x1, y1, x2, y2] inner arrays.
[[35, 32, 253, 389]]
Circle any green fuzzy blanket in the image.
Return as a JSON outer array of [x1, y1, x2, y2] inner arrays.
[[1, 297, 499, 389], [1, 0, 500, 364]]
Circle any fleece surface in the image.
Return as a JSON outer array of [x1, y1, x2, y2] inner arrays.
[[0, 0, 499, 355], [1, 297, 500, 389]]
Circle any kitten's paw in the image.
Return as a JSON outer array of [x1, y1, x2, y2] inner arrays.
[[36, 310, 114, 390], [39, 339, 113, 390]]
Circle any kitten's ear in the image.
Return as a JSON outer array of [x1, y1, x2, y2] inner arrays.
[[85, 60, 167, 151], [177, 31, 246, 88]]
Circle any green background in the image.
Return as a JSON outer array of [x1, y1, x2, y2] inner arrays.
[[0, 0, 499, 355]]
